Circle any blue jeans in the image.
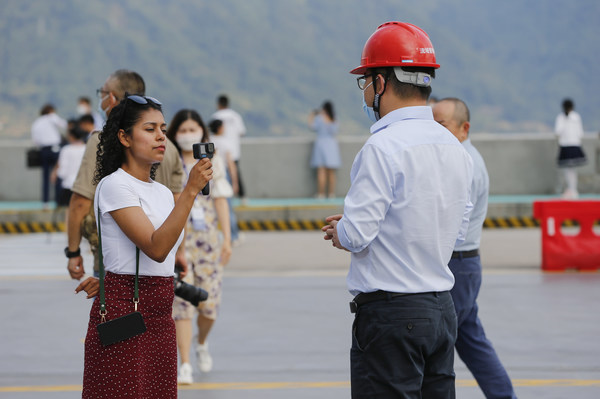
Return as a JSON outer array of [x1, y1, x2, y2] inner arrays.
[[449, 255, 517, 399], [351, 291, 457, 399], [225, 169, 239, 241]]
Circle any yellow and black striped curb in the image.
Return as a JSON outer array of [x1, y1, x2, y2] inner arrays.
[[483, 217, 539, 229], [0, 221, 66, 234], [239, 217, 545, 231], [2, 217, 598, 234]]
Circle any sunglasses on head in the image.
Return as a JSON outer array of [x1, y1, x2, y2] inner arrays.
[[126, 95, 162, 106]]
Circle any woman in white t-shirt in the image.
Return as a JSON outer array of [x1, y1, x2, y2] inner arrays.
[[555, 98, 587, 199], [78, 95, 213, 399]]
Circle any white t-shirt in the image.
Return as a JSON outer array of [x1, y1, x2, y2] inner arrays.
[[56, 143, 86, 189], [31, 113, 67, 147], [555, 111, 584, 146], [210, 135, 234, 164], [211, 108, 246, 161], [94, 168, 183, 277]]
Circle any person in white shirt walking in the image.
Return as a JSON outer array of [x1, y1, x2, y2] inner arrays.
[[433, 98, 517, 399], [322, 22, 473, 398], [211, 95, 246, 197], [211, 94, 246, 245], [31, 103, 67, 207], [555, 98, 586, 199]]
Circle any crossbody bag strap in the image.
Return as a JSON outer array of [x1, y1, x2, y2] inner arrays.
[[133, 247, 140, 310], [97, 180, 141, 322]]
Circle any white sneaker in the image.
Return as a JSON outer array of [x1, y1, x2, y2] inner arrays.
[[177, 362, 193, 385], [196, 343, 213, 372], [232, 232, 246, 248]]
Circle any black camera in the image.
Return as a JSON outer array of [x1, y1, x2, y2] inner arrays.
[[193, 142, 215, 196], [174, 266, 208, 307]]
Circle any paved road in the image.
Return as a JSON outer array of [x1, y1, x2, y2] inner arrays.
[[1, 230, 599, 398]]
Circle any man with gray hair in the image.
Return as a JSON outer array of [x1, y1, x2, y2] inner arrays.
[[433, 97, 517, 399]]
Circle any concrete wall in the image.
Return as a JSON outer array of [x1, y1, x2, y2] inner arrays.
[[2, 134, 599, 201]]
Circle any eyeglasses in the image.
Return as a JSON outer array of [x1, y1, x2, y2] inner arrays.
[[126, 95, 162, 106], [357, 73, 387, 90], [96, 88, 110, 98], [356, 75, 369, 90]]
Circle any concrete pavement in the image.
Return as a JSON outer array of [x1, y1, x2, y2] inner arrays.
[[1, 229, 599, 398]]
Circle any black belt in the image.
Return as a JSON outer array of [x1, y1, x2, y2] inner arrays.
[[451, 249, 479, 259], [350, 290, 414, 313]]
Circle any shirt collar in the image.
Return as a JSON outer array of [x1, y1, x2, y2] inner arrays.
[[370, 106, 434, 134]]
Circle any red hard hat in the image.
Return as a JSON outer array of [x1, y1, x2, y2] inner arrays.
[[350, 22, 440, 75]]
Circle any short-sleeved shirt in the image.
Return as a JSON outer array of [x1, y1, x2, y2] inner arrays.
[[555, 111, 584, 146], [211, 108, 246, 161], [57, 143, 86, 189], [94, 168, 183, 277], [71, 131, 183, 200], [31, 113, 67, 147]]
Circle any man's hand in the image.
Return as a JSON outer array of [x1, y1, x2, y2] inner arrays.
[[322, 214, 348, 251], [66, 192, 92, 280], [67, 256, 85, 280], [322, 214, 343, 240], [75, 276, 99, 299]]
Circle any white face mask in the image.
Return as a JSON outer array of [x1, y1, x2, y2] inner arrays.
[[98, 96, 109, 120], [176, 132, 201, 151], [76, 104, 90, 116]]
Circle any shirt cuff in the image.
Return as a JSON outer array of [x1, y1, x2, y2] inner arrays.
[[336, 219, 359, 253]]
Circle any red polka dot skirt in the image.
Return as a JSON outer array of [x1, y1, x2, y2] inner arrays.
[[83, 272, 177, 398]]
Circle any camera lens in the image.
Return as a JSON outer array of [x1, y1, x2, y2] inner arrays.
[[174, 279, 208, 307]]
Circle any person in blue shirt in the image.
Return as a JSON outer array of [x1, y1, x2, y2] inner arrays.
[[433, 97, 517, 399], [309, 101, 341, 199], [322, 22, 473, 398]]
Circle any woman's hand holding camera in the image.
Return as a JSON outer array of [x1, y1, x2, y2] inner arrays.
[[188, 158, 213, 195]]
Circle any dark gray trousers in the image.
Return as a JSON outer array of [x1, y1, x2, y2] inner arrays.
[[351, 291, 457, 399]]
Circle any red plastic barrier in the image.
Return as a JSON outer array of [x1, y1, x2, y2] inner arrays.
[[533, 200, 600, 271]]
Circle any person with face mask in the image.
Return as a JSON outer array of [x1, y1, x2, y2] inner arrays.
[[66, 70, 185, 295], [166, 109, 233, 385], [321, 22, 474, 398], [76, 96, 104, 131]]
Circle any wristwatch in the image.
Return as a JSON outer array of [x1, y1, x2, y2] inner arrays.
[[64, 247, 81, 258]]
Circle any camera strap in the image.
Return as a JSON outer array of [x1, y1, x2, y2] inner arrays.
[[97, 180, 140, 323]]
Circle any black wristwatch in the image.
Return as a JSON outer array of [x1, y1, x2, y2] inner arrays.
[[64, 247, 81, 258]]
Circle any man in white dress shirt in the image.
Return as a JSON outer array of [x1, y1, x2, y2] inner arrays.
[[322, 22, 473, 398], [31, 103, 67, 207], [433, 98, 517, 399]]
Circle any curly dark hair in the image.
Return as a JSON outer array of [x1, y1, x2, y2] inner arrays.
[[166, 109, 209, 155], [93, 97, 163, 184]]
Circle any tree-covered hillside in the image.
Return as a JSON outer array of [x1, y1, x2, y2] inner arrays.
[[1, 0, 598, 139]]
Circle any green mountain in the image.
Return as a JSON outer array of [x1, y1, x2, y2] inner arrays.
[[1, 0, 598, 139]]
